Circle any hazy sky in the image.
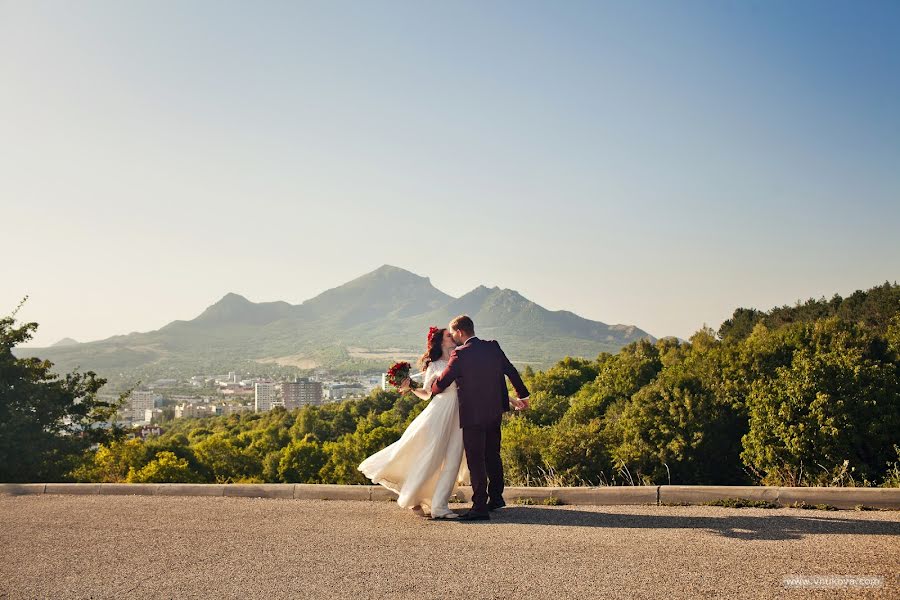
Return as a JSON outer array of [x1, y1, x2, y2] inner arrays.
[[2, 1, 898, 347]]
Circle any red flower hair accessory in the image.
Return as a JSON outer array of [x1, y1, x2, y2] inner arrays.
[[427, 326, 439, 344]]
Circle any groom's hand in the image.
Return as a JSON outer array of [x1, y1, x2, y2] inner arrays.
[[510, 397, 528, 411]]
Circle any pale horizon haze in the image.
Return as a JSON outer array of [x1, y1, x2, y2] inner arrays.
[[2, 1, 898, 348]]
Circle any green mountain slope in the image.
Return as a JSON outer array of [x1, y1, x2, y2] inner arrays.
[[15, 265, 654, 377]]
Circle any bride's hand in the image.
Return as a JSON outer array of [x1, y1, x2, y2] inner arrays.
[[398, 378, 412, 393]]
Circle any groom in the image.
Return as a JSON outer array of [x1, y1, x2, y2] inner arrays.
[[430, 315, 530, 521]]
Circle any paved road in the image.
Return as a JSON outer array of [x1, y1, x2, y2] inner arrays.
[[1, 495, 897, 599]]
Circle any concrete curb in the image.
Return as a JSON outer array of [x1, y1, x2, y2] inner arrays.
[[658, 485, 900, 510], [2, 483, 898, 509]]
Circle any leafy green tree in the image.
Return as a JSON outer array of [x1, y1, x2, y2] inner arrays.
[[741, 318, 900, 485], [240, 422, 290, 472], [127, 451, 202, 483], [525, 357, 600, 398], [70, 438, 148, 482], [887, 314, 900, 355], [565, 339, 662, 423], [614, 358, 747, 485], [541, 418, 610, 485], [718, 308, 764, 342], [319, 424, 402, 484], [291, 407, 331, 441], [262, 449, 283, 481], [500, 417, 547, 485], [0, 304, 125, 482], [524, 392, 570, 427], [278, 437, 327, 483], [191, 432, 254, 483]]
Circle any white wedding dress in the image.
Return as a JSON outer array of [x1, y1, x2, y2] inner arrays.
[[358, 358, 469, 517]]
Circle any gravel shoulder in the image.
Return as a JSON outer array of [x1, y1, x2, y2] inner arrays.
[[1, 495, 898, 599]]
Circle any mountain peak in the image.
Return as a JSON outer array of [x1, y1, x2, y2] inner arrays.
[[51, 337, 79, 347], [217, 292, 251, 305], [363, 264, 430, 283], [374, 264, 410, 274], [298, 265, 452, 325], [192, 292, 291, 326]]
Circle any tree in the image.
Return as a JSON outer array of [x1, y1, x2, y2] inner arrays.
[[278, 437, 327, 483], [499, 417, 547, 486], [127, 451, 202, 483], [741, 319, 900, 485], [541, 418, 610, 485], [191, 432, 253, 483], [0, 303, 125, 482], [565, 339, 662, 423], [718, 308, 764, 342], [70, 438, 147, 482], [614, 362, 747, 485], [523, 392, 569, 427], [525, 357, 600, 398], [319, 425, 401, 485]]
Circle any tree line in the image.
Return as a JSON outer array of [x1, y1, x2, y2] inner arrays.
[[2, 283, 899, 487]]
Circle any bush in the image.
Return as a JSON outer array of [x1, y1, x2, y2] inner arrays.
[[127, 451, 202, 483], [741, 319, 900, 486]]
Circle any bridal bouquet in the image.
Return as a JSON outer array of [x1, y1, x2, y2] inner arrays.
[[386, 361, 419, 389]]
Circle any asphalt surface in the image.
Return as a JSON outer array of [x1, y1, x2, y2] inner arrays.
[[1, 495, 898, 599]]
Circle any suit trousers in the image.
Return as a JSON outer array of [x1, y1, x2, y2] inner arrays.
[[462, 417, 503, 514]]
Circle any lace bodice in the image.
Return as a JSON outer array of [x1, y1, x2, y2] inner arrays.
[[423, 359, 452, 392]]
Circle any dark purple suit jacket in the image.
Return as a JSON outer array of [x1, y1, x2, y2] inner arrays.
[[431, 337, 530, 428]]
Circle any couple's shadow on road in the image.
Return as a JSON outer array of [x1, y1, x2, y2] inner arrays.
[[462, 506, 900, 541]]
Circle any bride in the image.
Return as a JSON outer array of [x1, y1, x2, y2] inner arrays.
[[358, 326, 469, 519]]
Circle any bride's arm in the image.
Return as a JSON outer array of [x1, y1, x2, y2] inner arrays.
[[402, 363, 437, 400], [399, 376, 432, 400]]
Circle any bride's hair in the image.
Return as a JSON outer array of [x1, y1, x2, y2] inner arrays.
[[417, 326, 446, 371]]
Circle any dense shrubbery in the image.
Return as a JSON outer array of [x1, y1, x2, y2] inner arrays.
[[6, 283, 900, 487]]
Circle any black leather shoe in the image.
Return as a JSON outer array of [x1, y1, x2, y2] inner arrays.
[[458, 511, 490, 521], [487, 499, 506, 511]]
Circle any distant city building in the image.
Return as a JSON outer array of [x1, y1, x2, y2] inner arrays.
[[359, 375, 381, 394], [126, 390, 158, 422], [221, 403, 252, 416], [170, 395, 212, 405], [283, 378, 323, 409], [214, 372, 240, 386], [254, 382, 279, 412], [173, 401, 249, 419], [136, 425, 163, 438], [221, 385, 253, 397], [327, 383, 366, 401], [174, 403, 201, 419]]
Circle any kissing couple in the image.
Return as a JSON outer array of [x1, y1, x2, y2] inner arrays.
[[358, 315, 530, 521]]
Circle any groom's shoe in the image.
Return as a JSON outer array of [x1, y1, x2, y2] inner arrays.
[[487, 498, 506, 511], [458, 510, 490, 522]]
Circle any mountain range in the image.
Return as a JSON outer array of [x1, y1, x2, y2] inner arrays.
[[16, 265, 654, 380]]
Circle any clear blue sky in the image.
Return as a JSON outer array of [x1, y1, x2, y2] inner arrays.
[[2, 1, 898, 347]]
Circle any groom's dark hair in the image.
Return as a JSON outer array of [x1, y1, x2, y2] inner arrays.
[[450, 315, 475, 336]]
